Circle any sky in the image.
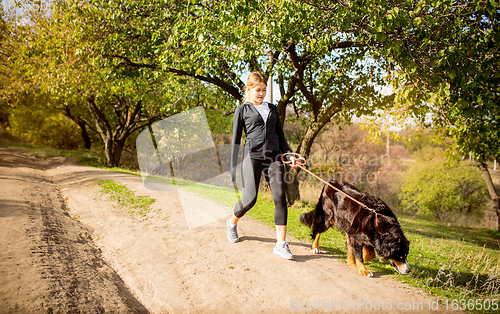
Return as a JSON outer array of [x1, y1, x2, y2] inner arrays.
[[2, 0, 12, 9]]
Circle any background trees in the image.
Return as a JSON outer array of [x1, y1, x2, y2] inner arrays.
[[77, 0, 393, 202], [5, 0, 222, 166], [359, 0, 500, 229], [2, 0, 498, 228], [400, 158, 489, 222], [0, 4, 18, 130]]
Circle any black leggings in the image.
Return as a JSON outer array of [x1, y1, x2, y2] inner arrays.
[[233, 154, 288, 225]]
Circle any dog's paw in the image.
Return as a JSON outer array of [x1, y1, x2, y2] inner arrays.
[[311, 247, 321, 254], [359, 269, 374, 277]]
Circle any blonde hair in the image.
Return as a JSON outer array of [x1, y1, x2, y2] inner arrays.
[[243, 72, 267, 103]]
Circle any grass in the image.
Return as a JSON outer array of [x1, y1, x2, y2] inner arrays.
[[112, 170, 241, 208], [6, 143, 500, 312], [96, 179, 155, 217], [247, 189, 500, 313], [2, 143, 101, 166]]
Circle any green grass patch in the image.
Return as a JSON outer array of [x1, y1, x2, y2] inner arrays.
[[104, 171, 499, 313], [8, 143, 499, 312], [248, 191, 500, 313], [111, 170, 240, 208], [3, 143, 100, 166], [179, 180, 240, 207], [387, 217, 500, 310], [96, 179, 155, 217]]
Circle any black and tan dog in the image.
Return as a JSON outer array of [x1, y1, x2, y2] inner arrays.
[[300, 180, 411, 277]]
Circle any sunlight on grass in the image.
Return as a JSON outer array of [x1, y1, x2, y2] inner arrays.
[[96, 179, 155, 217], [241, 187, 500, 313], [10, 142, 498, 313]]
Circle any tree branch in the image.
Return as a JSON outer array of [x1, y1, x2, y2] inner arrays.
[[105, 54, 157, 69], [286, 43, 320, 117], [166, 68, 243, 101], [204, 105, 236, 116], [265, 50, 281, 78], [218, 58, 245, 92]]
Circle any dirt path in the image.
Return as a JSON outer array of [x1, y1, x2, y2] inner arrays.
[[0, 148, 148, 313], [0, 148, 455, 313]]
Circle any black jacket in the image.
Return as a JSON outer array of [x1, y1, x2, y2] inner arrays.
[[230, 102, 292, 181]]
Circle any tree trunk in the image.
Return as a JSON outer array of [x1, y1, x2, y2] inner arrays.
[[285, 165, 301, 206], [478, 162, 500, 230], [64, 107, 92, 149], [85, 95, 131, 168], [103, 137, 125, 167], [103, 138, 116, 167], [285, 118, 327, 204], [112, 140, 124, 167], [79, 122, 92, 150]]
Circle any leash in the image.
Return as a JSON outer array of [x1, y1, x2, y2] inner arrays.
[[281, 153, 385, 227]]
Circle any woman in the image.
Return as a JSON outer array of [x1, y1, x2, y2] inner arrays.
[[228, 72, 296, 260]]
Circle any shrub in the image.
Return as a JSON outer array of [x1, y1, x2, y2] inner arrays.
[[10, 107, 83, 150], [399, 158, 489, 221]]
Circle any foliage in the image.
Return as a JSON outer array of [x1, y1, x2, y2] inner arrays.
[[249, 189, 500, 309], [355, 0, 500, 228], [0, 4, 17, 128], [79, 0, 396, 202], [96, 179, 155, 217], [282, 112, 308, 150], [411, 146, 449, 162], [8, 92, 85, 149], [205, 101, 235, 144], [10, 110, 83, 150], [395, 131, 443, 153], [359, 0, 499, 148], [399, 158, 489, 221], [6, 0, 224, 166]]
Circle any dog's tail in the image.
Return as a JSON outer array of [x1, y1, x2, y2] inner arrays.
[[299, 195, 323, 227], [299, 192, 326, 238], [299, 210, 314, 227]]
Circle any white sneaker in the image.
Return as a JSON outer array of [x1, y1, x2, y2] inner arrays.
[[227, 219, 239, 243], [273, 241, 294, 260]]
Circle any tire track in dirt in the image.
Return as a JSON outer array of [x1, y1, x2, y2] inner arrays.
[[49, 165, 459, 314], [0, 148, 149, 313], [1, 148, 460, 313]]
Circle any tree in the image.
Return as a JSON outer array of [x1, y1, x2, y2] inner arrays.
[[75, 0, 392, 203], [399, 158, 489, 222], [354, 0, 500, 229], [7, 0, 217, 166], [1, 1, 94, 147], [0, 4, 18, 129]]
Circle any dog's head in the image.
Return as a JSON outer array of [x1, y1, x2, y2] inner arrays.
[[376, 220, 411, 275]]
